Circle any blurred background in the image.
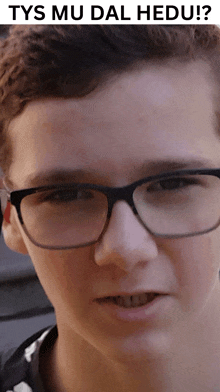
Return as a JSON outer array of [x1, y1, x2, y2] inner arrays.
[[0, 26, 55, 352]]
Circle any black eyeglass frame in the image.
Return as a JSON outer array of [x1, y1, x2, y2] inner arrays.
[[2, 168, 220, 249]]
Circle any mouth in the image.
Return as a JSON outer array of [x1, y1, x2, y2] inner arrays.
[[96, 292, 160, 309]]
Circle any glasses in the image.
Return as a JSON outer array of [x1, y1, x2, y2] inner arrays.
[[1, 168, 220, 250]]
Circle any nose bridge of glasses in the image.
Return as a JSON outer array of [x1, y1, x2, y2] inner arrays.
[[106, 185, 137, 219]]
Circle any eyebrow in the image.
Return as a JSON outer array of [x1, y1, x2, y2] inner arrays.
[[11, 157, 216, 190], [23, 169, 96, 188], [139, 158, 215, 175]]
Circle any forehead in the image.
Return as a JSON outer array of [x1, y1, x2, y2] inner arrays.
[[8, 60, 220, 188]]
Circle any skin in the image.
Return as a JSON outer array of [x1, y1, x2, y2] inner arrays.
[[3, 60, 220, 391]]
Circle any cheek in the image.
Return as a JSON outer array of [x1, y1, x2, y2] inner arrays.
[[24, 243, 95, 309], [163, 231, 220, 312]]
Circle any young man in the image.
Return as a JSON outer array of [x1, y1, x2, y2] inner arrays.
[[1, 25, 220, 392]]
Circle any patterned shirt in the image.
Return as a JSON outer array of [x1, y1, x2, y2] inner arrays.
[[0, 325, 57, 392]]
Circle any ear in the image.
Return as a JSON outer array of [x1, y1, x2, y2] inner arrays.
[[2, 202, 28, 255]]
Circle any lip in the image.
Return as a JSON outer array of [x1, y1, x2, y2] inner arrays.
[[94, 293, 171, 323]]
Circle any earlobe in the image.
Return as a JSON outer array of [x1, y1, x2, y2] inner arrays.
[[2, 204, 28, 255]]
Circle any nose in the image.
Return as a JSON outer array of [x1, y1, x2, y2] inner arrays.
[[94, 201, 159, 273]]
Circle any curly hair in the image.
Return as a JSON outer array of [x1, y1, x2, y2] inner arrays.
[[0, 24, 220, 174]]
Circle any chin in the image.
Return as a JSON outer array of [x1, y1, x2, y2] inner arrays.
[[96, 328, 174, 364]]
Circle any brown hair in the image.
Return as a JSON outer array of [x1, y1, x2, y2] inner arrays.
[[0, 24, 220, 174]]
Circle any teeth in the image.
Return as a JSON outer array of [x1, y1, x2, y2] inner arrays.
[[113, 293, 156, 308], [131, 295, 141, 307], [139, 293, 150, 305], [117, 296, 132, 308], [98, 293, 159, 308]]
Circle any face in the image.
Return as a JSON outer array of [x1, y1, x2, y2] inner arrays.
[[4, 60, 220, 359]]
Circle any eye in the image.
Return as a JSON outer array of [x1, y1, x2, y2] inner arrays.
[[147, 177, 199, 192], [39, 188, 95, 204]]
